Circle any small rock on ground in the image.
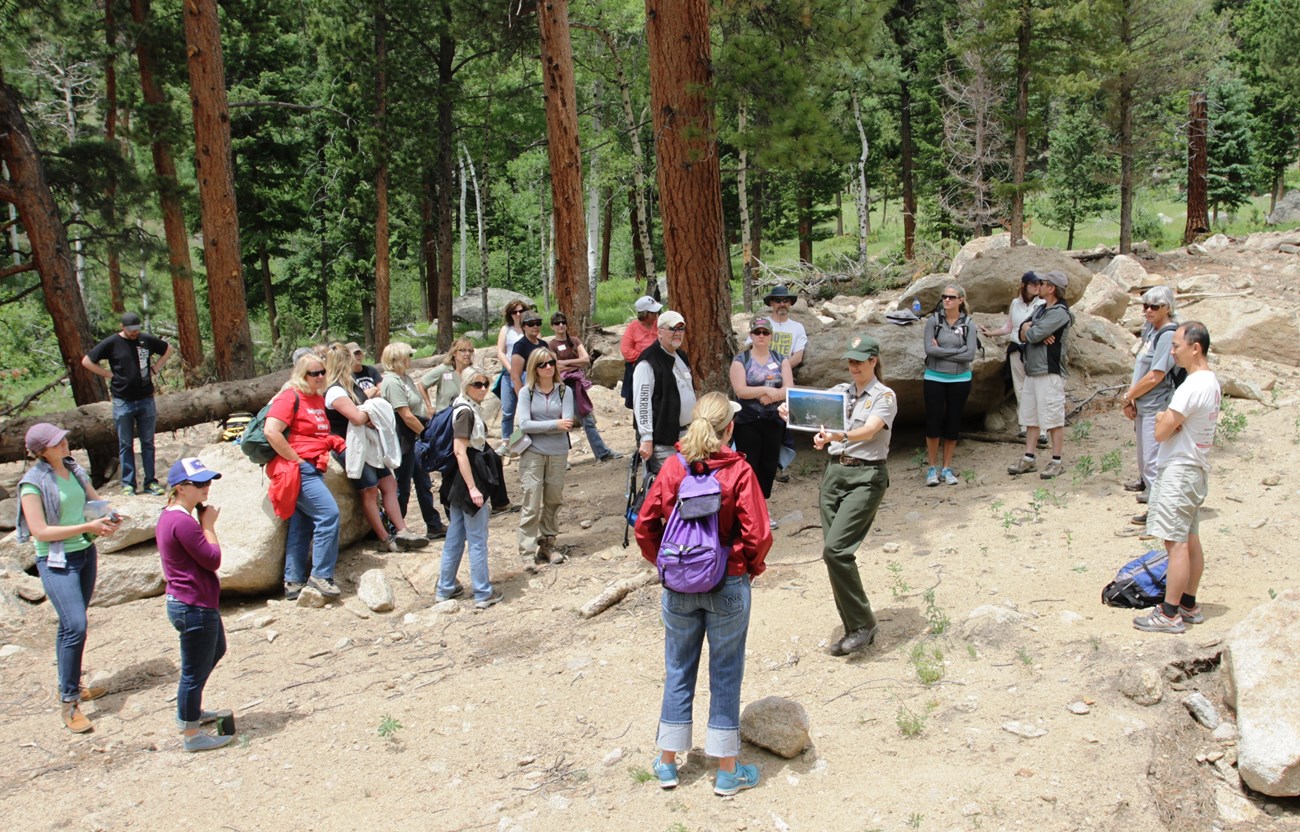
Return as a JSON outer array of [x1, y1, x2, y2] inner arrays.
[[1117, 663, 1163, 706], [1184, 692, 1221, 729], [740, 696, 812, 759], [1002, 721, 1048, 739]]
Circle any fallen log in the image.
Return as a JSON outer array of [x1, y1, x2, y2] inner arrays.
[[0, 368, 291, 464], [578, 570, 658, 619]]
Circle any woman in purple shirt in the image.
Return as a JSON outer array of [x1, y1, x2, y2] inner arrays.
[[157, 458, 232, 752]]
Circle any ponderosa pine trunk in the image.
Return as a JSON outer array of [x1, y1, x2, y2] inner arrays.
[[434, 16, 455, 352], [738, 102, 754, 312], [1008, 0, 1030, 244], [537, 0, 590, 337], [1184, 91, 1209, 245], [644, 0, 733, 392], [131, 0, 204, 385], [421, 175, 436, 321], [182, 0, 254, 379], [797, 178, 813, 265], [1117, 82, 1135, 253], [373, 5, 391, 354]]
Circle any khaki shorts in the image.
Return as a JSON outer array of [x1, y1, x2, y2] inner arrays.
[[1019, 374, 1065, 430], [1146, 464, 1208, 543]]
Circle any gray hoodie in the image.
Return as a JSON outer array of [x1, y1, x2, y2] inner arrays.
[[1022, 301, 1073, 376], [923, 312, 978, 375]]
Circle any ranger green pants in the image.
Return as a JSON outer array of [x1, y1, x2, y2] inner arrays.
[[819, 462, 888, 634]]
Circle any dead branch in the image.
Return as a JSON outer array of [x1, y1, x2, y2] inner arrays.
[[0, 374, 65, 418], [0, 261, 35, 280], [578, 570, 658, 619], [1066, 384, 1127, 422], [0, 281, 41, 306]]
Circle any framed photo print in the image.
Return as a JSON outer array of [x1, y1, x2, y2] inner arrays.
[[785, 386, 849, 433]]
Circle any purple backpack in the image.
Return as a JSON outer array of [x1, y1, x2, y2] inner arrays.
[[657, 454, 727, 593]]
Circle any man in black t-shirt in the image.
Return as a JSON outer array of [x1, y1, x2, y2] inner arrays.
[[81, 312, 173, 495], [346, 341, 383, 399]]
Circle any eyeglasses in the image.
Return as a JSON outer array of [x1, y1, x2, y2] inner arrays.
[[456, 348, 475, 354], [306, 369, 326, 378], [538, 360, 557, 369], [467, 381, 489, 390], [941, 294, 960, 301], [751, 329, 771, 336], [1142, 303, 1166, 311], [663, 324, 687, 332], [769, 298, 793, 305]]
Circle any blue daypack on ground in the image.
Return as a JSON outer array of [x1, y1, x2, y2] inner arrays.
[[1102, 549, 1169, 608], [656, 454, 727, 594], [415, 403, 469, 474]]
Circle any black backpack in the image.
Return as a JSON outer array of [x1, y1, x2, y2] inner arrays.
[[1153, 324, 1187, 388]]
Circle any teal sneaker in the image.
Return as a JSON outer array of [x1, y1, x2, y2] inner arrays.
[[652, 754, 679, 789], [144, 481, 166, 496], [941, 467, 960, 485], [925, 466, 939, 487], [714, 762, 759, 796], [121, 485, 136, 497]]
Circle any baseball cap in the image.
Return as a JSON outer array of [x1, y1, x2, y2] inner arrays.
[[521, 312, 543, 325], [121, 312, 143, 333], [1041, 270, 1068, 289], [750, 316, 773, 332], [344, 341, 363, 355], [658, 310, 685, 329], [25, 422, 69, 455], [634, 295, 663, 313], [1021, 271, 1042, 284], [841, 332, 881, 361], [167, 458, 223, 488]]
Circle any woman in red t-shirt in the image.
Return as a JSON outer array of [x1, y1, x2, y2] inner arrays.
[[264, 354, 344, 600]]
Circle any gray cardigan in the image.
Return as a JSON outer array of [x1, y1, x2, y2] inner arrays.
[[518, 383, 576, 456], [923, 312, 978, 375]]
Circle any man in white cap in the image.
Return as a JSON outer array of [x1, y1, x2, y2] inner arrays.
[[81, 311, 173, 495], [632, 310, 697, 473], [1007, 270, 1073, 479]]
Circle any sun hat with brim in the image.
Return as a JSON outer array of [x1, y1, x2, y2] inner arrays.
[[167, 458, 223, 488], [634, 295, 663, 313], [658, 310, 685, 329], [764, 285, 798, 303], [841, 333, 881, 361], [25, 423, 69, 455]]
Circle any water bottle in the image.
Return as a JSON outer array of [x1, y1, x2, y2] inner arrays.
[[911, 298, 922, 316]]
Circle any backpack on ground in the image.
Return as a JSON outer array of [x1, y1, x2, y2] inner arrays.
[[415, 403, 470, 474], [240, 392, 299, 465], [655, 454, 727, 594], [1101, 549, 1169, 608], [1154, 324, 1187, 388]]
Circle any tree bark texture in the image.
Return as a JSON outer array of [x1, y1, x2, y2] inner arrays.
[[738, 103, 753, 312], [537, 0, 590, 338], [629, 185, 647, 283], [891, 0, 917, 261], [852, 95, 870, 262], [1118, 82, 1134, 253], [182, 0, 255, 380], [0, 82, 107, 412], [0, 369, 290, 464], [1183, 91, 1209, 245], [797, 178, 813, 265], [1009, 0, 1030, 244], [599, 185, 613, 283], [421, 175, 435, 321], [373, 6, 391, 354], [103, 0, 126, 315], [644, 0, 734, 393], [434, 16, 455, 352]]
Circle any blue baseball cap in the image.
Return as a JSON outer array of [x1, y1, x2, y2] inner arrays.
[[167, 458, 223, 488]]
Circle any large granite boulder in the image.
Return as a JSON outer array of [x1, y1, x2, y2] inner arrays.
[[948, 233, 1021, 277], [1267, 189, 1300, 227], [1077, 271, 1131, 322], [1223, 589, 1300, 796], [1186, 297, 1300, 366], [450, 289, 533, 329], [910, 247, 1092, 313], [1101, 254, 1151, 292], [1067, 315, 1139, 378], [90, 543, 165, 607]]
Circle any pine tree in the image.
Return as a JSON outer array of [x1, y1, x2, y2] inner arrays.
[[1040, 95, 1115, 249]]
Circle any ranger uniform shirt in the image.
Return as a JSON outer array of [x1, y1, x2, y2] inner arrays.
[[828, 378, 897, 462]]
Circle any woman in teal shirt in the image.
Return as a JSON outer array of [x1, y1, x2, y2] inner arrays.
[[16, 423, 121, 733]]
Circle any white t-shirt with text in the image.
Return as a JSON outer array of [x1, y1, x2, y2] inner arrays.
[[1157, 369, 1220, 471]]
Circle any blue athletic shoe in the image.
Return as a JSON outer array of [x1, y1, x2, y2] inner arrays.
[[714, 762, 760, 796], [652, 754, 679, 789], [925, 466, 939, 487]]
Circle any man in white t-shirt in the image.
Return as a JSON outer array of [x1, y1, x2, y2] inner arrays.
[[751, 285, 807, 482], [1133, 321, 1220, 635]]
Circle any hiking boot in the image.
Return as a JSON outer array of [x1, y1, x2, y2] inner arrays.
[[144, 481, 166, 496], [1179, 604, 1205, 624], [544, 537, 567, 564], [925, 466, 939, 487], [1124, 478, 1146, 492], [307, 575, 341, 598], [941, 467, 960, 485], [774, 470, 791, 484], [426, 524, 447, 541], [491, 502, 518, 516], [599, 451, 626, 462], [61, 700, 92, 734], [1039, 459, 1064, 479], [474, 590, 504, 610], [1007, 456, 1037, 476], [1136, 490, 1149, 504], [1133, 608, 1185, 634], [393, 529, 430, 550], [652, 754, 679, 789], [1131, 512, 1148, 525], [435, 582, 465, 603], [79, 685, 108, 702], [831, 624, 879, 656], [284, 582, 304, 601], [714, 763, 760, 796]]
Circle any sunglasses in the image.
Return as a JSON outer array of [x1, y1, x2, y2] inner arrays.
[[468, 380, 489, 390], [552, 319, 567, 325], [179, 480, 211, 488], [523, 320, 542, 326], [538, 360, 557, 368], [751, 329, 772, 336], [1142, 303, 1166, 311], [306, 369, 326, 377], [941, 294, 960, 301], [664, 324, 687, 332]]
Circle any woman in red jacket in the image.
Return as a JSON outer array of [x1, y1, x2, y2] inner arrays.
[[634, 392, 772, 797]]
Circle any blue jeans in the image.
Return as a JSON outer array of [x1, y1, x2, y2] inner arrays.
[[284, 462, 341, 583], [113, 396, 157, 490], [37, 546, 97, 702], [396, 432, 443, 531], [500, 380, 518, 442], [658, 574, 751, 758], [437, 502, 493, 601], [166, 598, 226, 723], [581, 413, 613, 459]]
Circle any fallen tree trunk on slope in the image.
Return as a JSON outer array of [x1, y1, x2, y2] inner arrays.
[[0, 369, 291, 465]]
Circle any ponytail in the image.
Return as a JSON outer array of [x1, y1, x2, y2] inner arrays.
[[678, 392, 735, 463]]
